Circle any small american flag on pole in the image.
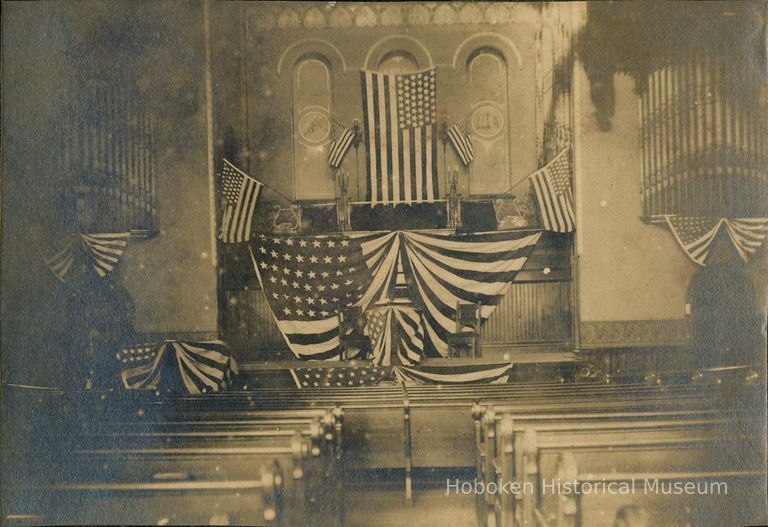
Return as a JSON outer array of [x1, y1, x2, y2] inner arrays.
[[328, 120, 356, 168], [218, 159, 263, 243], [529, 149, 575, 233], [447, 115, 474, 166]]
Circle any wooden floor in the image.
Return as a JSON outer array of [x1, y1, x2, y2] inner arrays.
[[345, 470, 476, 527]]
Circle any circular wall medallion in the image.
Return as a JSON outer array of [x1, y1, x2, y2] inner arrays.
[[471, 105, 505, 140], [298, 110, 331, 144]]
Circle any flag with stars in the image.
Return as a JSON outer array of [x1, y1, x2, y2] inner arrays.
[[365, 302, 424, 366], [528, 149, 575, 232], [665, 216, 768, 266], [328, 120, 356, 168], [249, 233, 367, 360], [447, 114, 474, 166], [361, 68, 439, 205], [290, 365, 386, 389], [218, 159, 263, 243]]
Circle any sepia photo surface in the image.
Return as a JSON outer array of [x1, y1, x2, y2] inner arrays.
[[1, 2, 767, 526]]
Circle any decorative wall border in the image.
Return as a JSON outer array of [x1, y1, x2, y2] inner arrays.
[[579, 319, 689, 348], [249, 3, 528, 32]]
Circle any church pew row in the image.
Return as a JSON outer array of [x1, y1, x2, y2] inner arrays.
[[473, 407, 766, 527]]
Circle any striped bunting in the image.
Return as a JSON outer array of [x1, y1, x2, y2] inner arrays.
[[365, 302, 424, 366], [667, 216, 768, 266], [328, 120, 356, 168], [447, 115, 474, 166], [119, 340, 239, 394], [218, 159, 263, 243], [44, 239, 76, 282], [721, 218, 768, 263], [80, 233, 130, 277], [361, 69, 439, 205], [529, 149, 575, 233], [393, 362, 513, 385]]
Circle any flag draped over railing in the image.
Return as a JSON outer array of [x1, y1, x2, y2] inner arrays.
[[119, 339, 239, 394], [528, 149, 575, 233], [361, 68, 439, 205], [393, 362, 514, 385], [249, 232, 368, 360], [666, 216, 768, 265], [218, 159, 263, 243]]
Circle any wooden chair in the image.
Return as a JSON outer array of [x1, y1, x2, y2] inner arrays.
[[338, 306, 370, 361], [446, 302, 481, 358]]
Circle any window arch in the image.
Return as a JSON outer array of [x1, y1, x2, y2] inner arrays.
[[467, 47, 511, 194], [293, 54, 334, 200], [377, 50, 419, 74]]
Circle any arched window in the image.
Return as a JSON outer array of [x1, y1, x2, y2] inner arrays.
[[467, 48, 511, 195], [378, 50, 419, 74], [293, 55, 334, 200]]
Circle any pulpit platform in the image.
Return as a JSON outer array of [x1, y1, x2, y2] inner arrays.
[[239, 350, 585, 389]]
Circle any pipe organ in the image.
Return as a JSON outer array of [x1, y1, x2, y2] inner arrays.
[[54, 82, 157, 234], [640, 54, 768, 219]]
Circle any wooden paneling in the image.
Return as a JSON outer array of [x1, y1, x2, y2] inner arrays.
[[222, 288, 286, 351], [482, 281, 572, 344]]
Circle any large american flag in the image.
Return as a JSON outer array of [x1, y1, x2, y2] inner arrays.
[[249, 233, 367, 360], [328, 120, 356, 168], [361, 69, 439, 205], [218, 159, 263, 243], [529, 149, 575, 233]]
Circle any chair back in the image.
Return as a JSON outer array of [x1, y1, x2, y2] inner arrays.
[[455, 302, 480, 333]]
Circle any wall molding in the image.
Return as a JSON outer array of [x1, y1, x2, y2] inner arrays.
[[579, 319, 689, 348], [249, 3, 528, 32]]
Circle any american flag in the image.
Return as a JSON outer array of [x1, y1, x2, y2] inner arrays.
[[361, 69, 439, 205], [328, 120, 356, 168], [665, 216, 723, 265], [529, 149, 575, 233], [80, 233, 130, 277], [666, 216, 768, 265], [290, 365, 385, 388], [218, 159, 263, 243], [119, 340, 239, 394], [249, 233, 367, 360], [366, 303, 423, 366], [447, 115, 474, 166]]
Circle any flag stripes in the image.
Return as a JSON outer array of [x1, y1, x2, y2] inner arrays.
[[328, 121, 356, 168], [119, 340, 238, 394], [361, 69, 438, 205], [392, 362, 513, 385], [666, 216, 768, 266], [80, 233, 130, 277], [529, 149, 575, 233], [44, 240, 76, 282], [366, 303, 423, 366], [219, 159, 262, 243], [447, 115, 474, 166]]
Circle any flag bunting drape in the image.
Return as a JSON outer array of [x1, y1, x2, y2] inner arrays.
[[45, 233, 130, 282], [365, 302, 424, 366], [119, 340, 239, 394], [666, 216, 768, 266], [249, 232, 369, 360], [361, 68, 439, 206], [393, 362, 514, 384], [290, 365, 385, 388]]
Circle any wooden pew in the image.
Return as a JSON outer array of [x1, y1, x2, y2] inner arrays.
[[474, 406, 765, 527]]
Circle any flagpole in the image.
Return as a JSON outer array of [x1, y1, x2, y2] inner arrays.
[[203, 0, 217, 267]]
